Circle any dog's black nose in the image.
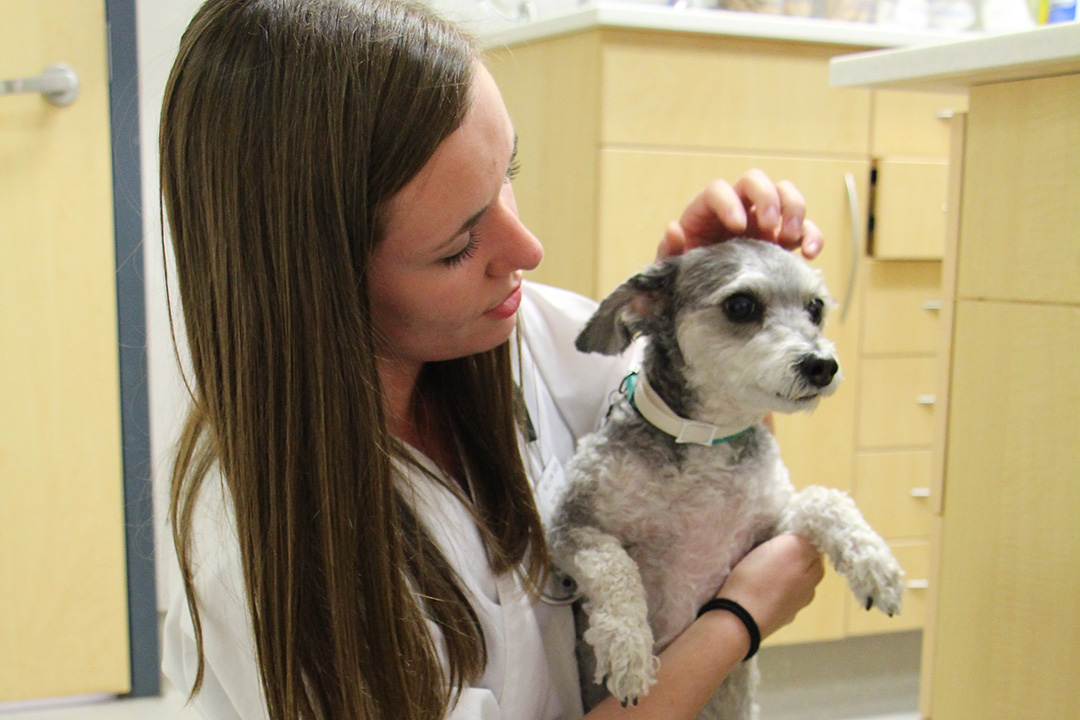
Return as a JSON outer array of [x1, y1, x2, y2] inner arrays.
[[798, 355, 839, 388]]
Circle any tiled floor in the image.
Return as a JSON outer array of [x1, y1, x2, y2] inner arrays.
[[0, 689, 197, 719], [0, 694, 919, 720], [1, 631, 922, 719]]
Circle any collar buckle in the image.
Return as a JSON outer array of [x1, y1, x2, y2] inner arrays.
[[675, 421, 722, 446]]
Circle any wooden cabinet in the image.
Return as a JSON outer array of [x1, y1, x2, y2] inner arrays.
[[487, 28, 958, 645], [924, 71, 1080, 720], [836, 32, 1080, 715]]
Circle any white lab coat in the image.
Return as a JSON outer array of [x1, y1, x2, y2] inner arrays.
[[162, 281, 636, 720]]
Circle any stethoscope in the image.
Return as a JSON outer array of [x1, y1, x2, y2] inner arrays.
[[514, 357, 585, 608], [540, 570, 582, 607]]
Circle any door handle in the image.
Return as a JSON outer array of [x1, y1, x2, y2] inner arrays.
[[1, 64, 79, 107]]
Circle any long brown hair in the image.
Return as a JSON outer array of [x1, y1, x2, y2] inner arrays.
[[160, 1, 548, 717]]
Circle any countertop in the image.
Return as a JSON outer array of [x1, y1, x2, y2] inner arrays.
[[829, 21, 1080, 91], [480, 0, 972, 49]]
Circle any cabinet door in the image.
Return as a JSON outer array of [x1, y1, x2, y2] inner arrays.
[[933, 300, 1080, 718], [597, 149, 871, 643], [0, 1, 130, 701], [956, 74, 1080, 305], [871, 159, 949, 260]]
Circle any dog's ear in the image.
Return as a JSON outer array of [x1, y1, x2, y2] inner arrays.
[[575, 257, 680, 355]]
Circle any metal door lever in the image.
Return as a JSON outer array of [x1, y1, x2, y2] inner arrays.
[[1, 64, 79, 107]]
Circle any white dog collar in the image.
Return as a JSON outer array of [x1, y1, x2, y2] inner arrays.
[[623, 372, 753, 447]]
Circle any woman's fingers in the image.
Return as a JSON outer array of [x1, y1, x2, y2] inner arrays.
[[659, 170, 825, 259], [733, 169, 783, 239]]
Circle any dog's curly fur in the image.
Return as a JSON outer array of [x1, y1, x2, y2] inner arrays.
[[549, 239, 905, 719]]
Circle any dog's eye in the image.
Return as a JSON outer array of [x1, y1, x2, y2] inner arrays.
[[722, 293, 763, 323], [807, 298, 825, 325]]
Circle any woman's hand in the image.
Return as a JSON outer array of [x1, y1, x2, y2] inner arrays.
[[713, 533, 824, 640], [657, 170, 824, 262]]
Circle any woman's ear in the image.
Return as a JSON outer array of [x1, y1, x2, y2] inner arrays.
[[575, 257, 680, 356]]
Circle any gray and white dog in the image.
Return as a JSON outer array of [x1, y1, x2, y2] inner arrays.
[[549, 238, 905, 719]]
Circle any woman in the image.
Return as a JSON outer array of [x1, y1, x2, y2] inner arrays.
[[160, 1, 825, 718]]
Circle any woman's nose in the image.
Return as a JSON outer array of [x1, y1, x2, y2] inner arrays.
[[486, 187, 543, 277]]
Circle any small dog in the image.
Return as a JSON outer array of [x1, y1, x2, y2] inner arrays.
[[549, 238, 905, 719]]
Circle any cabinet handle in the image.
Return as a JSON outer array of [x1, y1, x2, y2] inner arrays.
[[910, 487, 932, 498], [922, 300, 942, 311], [841, 172, 861, 322], [906, 579, 930, 590], [916, 394, 937, 405], [936, 109, 955, 119]]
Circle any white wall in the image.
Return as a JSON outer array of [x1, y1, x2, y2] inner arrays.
[[135, 0, 206, 610]]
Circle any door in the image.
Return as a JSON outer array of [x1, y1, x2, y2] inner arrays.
[[0, 0, 131, 702]]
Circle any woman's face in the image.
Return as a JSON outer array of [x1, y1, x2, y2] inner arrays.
[[369, 64, 543, 369]]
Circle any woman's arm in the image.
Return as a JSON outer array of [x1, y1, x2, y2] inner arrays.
[[582, 533, 824, 720]]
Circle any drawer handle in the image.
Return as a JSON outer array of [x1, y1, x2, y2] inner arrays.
[[936, 109, 955, 119], [922, 300, 942, 311], [906, 579, 930, 590], [916, 394, 937, 405], [910, 487, 932, 498]]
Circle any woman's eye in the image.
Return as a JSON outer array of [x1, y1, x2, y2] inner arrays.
[[722, 293, 763, 323], [442, 232, 480, 267], [807, 298, 825, 325]]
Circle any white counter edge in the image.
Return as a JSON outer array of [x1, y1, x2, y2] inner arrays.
[[480, 2, 971, 49], [829, 21, 1080, 91]]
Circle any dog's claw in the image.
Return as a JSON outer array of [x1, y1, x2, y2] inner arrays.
[[866, 597, 873, 611]]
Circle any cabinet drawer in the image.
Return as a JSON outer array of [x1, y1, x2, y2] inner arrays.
[[871, 159, 949, 260], [845, 540, 930, 635], [854, 450, 933, 540], [857, 357, 938, 448], [599, 31, 871, 154], [872, 90, 968, 157], [861, 261, 944, 355]]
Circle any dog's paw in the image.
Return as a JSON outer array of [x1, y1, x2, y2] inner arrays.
[[583, 611, 660, 705], [846, 547, 905, 617]]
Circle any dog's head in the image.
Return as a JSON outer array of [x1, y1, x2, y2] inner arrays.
[[577, 238, 841, 416]]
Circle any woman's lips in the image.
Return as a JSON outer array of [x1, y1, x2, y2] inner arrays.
[[484, 285, 522, 320]]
